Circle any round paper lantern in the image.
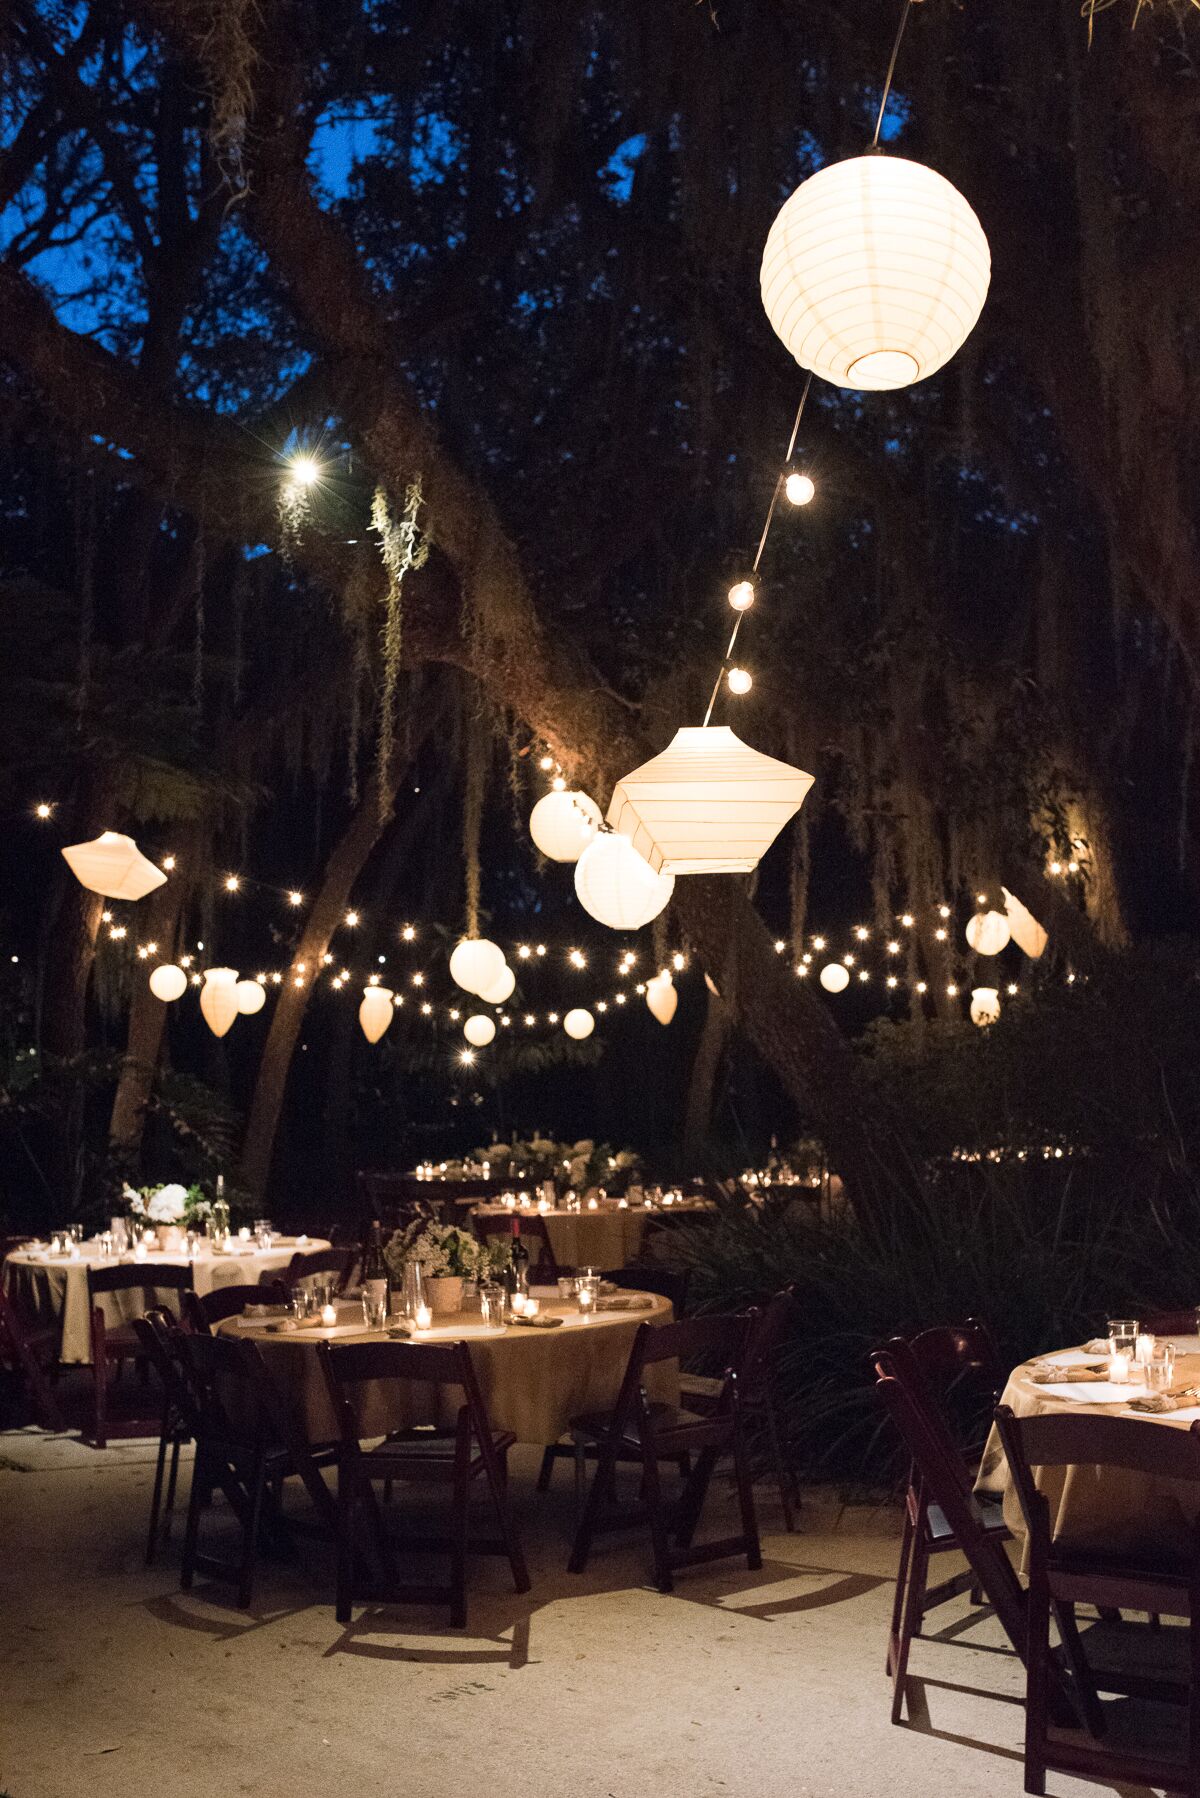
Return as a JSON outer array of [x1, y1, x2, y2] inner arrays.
[[464, 1014, 496, 1048], [965, 910, 1011, 957], [970, 986, 1001, 1028], [480, 964, 516, 1005], [199, 967, 239, 1038], [449, 938, 506, 996], [62, 830, 167, 900], [760, 154, 991, 391], [529, 790, 601, 863], [563, 1008, 595, 1041], [819, 963, 850, 994], [646, 974, 678, 1027], [359, 985, 395, 1044], [148, 963, 187, 1003], [235, 979, 266, 1016], [574, 833, 675, 931]]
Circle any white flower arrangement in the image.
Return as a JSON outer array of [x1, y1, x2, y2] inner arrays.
[[385, 1221, 481, 1281], [123, 1181, 190, 1225]]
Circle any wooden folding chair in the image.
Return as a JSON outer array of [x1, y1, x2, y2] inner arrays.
[[1142, 1309, 1200, 1336], [319, 1337, 529, 1629], [567, 1313, 761, 1594], [0, 1282, 66, 1431], [131, 1310, 196, 1563], [182, 1280, 288, 1333], [86, 1262, 194, 1447], [276, 1247, 355, 1294], [679, 1288, 802, 1530]]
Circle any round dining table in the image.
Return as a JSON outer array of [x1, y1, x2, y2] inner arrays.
[[3, 1236, 329, 1365], [978, 1336, 1200, 1561], [470, 1200, 711, 1272], [218, 1287, 676, 1446]]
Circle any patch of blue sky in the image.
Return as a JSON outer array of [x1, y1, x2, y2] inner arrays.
[[308, 103, 389, 199], [410, 111, 464, 189], [600, 133, 647, 201]]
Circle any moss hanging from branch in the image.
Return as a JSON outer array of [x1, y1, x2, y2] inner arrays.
[[370, 478, 428, 823], [462, 704, 488, 938]]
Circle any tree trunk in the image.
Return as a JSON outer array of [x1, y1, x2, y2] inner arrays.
[[108, 835, 197, 1167], [682, 985, 731, 1166]]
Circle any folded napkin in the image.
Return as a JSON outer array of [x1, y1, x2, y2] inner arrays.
[[1127, 1387, 1200, 1414], [1083, 1339, 1113, 1356], [1030, 1362, 1108, 1384], [596, 1295, 654, 1313]]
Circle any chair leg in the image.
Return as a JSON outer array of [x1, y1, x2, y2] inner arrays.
[[536, 1446, 556, 1493], [568, 1441, 615, 1575], [1188, 1590, 1200, 1798], [639, 1443, 674, 1594], [1024, 1566, 1051, 1796], [1051, 1599, 1104, 1739], [891, 1533, 928, 1724], [764, 1394, 797, 1532], [180, 1443, 206, 1591], [237, 1448, 267, 1610], [334, 1464, 355, 1625], [732, 1431, 763, 1573], [888, 1505, 916, 1676], [449, 1460, 470, 1629], [146, 1413, 170, 1565], [674, 1445, 719, 1549], [480, 1443, 529, 1596], [163, 1436, 182, 1542]]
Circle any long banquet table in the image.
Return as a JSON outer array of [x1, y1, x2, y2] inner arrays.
[[470, 1199, 712, 1272]]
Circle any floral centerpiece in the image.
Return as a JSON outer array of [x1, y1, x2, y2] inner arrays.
[[123, 1182, 209, 1249], [385, 1219, 488, 1313], [564, 1140, 641, 1196]]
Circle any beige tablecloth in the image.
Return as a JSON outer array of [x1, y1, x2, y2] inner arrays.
[[219, 1290, 676, 1445], [978, 1341, 1200, 1561], [472, 1202, 711, 1271], [3, 1238, 328, 1364]]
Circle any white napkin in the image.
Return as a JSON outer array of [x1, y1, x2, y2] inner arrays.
[[1037, 1349, 1105, 1368], [1036, 1381, 1138, 1404]]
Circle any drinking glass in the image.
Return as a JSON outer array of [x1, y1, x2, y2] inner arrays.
[[577, 1274, 600, 1320], [1107, 1319, 1139, 1352], [361, 1290, 387, 1331], [1147, 1342, 1177, 1393], [289, 1289, 313, 1321], [480, 1282, 506, 1328], [69, 1223, 84, 1244], [311, 1278, 334, 1312], [557, 1276, 577, 1303]]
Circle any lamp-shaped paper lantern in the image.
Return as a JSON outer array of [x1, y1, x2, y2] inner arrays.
[[480, 964, 516, 1005], [148, 963, 187, 1003], [529, 790, 601, 863], [970, 986, 1001, 1028], [199, 967, 239, 1038], [359, 986, 395, 1044], [760, 154, 991, 391], [1002, 887, 1048, 960], [464, 1014, 496, 1048], [574, 833, 674, 931], [449, 938, 506, 996], [62, 831, 167, 901], [606, 727, 813, 876], [965, 910, 1011, 957], [235, 979, 266, 1016], [819, 963, 850, 994], [563, 1008, 595, 1041], [645, 973, 678, 1026]]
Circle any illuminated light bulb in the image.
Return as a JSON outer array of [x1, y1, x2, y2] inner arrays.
[[145, 942, 157, 955], [524, 1014, 535, 1026], [938, 905, 951, 919], [916, 980, 928, 994], [412, 972, 424, 987], [1007, 983, 1019, 996], [1049, 860, 1062, 875], [887, 941, 900, 954], [102, 911, 113, 923], [288, 454, 320, 486], [460, 1049, 475, 1065], [293, 976, 304, 988], [728, 580, 755, 612], [110, 925, 127, 940], [947, 983, 958, 996], [976, 892, 988, 905], [801, 953, 812, 965], [271, 972, 282, 985], [536, 944, 547, 956], [727, 667, 753, 696], [774, 940, 786, 953], [393, 995, 404, 1007], [321, 953, 333, 965], [548, 1011, 559, 1024], [401, 924, 415, 941], [180, 955, 192, 967], [796, 964, 808, 977], [162, 856, 176, 871], [34, 802, 52, 819], [568, 948, 586, 969], [901, 913, 914, 928], [449, 1007, 460, 1020], [615, 993, 627, 1005], [256, 973, 267, 984], [517, 945, 531, 959], [596, 1000, 608, 1012], [886, 975, 898, 988], [854, 926, 869, 941], [843, 953, 855, 967], [812, 936, 826, 951], [191, 973, 202, 986], [539, 755, 554, 771], [672, 953, 685, 972], [420, 1002, 432, 1015], [296, 961, 307, 974], [288, 891, 303, 907], [858, 970, 869, 982], [552, 776, 566, 792], [785, 472, 815, 506], [1067, 859, 1079, 874], [934, 927, 947, 941], [345, 910, 359, 927], [224, 874, 240, 893], [367, 973, 380, 986]]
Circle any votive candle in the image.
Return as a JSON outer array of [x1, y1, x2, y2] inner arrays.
[[1135, 1333, 1156, 1366], [524, 1298, 540, 1318], [414, 1302, 432, 1331], [510, 1292, 529, 1317], [320, 1303, 337, 1327], [1109, 1348, 1131, 1384]]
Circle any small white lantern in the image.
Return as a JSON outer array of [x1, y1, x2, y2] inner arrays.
[[359, 985, 395, 1044], [1002, 887, 1048, 960], [645, 974, 678, 1026], [148, 963, 187, 1003], [62, 831, 167, 901], [449, 938, 506, 996], [819, 963, 850, 994], [235, 979, 266, 1016], [480, 964, 516, 1005], [563, 1008, 595, 1040], [199, 967, 239, 1038], [760, 154, 991, 391], [970, 986, 1001, 1028], [606, 726, 813, 876], [965, 910, 1011, 957], [574, 833, 674, 931], [529, 790, 601, 863], [464, 1014, 496, 1048]]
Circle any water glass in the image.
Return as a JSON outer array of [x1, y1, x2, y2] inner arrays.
[[577, 1274, 600, 1320], [311, 1278, 335, 1312], [361, 1290, 387, 1331], [69, 1223, 85, 1244], [290, 1289, 313, 1322], [1107, 1319, 1139, 1352], [1147, 1341, 1176, 1393], [557, 1276, 577, 1303], [480, 1282, 506, 1328]]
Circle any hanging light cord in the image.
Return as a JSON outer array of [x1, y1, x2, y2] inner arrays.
[[872, 0, 915, 149], [702, 372, 813, 728]]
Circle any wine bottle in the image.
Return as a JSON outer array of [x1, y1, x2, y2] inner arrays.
[[362, 1218, 388, 1307], [510, 1217, 529, 1296]]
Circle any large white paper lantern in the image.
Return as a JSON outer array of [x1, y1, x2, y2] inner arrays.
[[148, 963, 187, 1003], [1002, 887, 1047, 960], [235, 979, 266, 1016], [449, 938, 506, 996], [464, 1014, 496, 1048], [62, 831, 167, 901], [574, 833, 674, 931], [606, 727, 813, 876], [965, 910, 1011, 957], [480, 964, 516, 1005], [646, 973, 678, 1027], [529, 790, 601, 863], [199, 967, 239, 1038], [970, 986, 1001, 1028], [760, 154, 991, 391], [359, 985, 394, 1044], [819, 963, 850, 994], [563, 1008, 595, 1041]]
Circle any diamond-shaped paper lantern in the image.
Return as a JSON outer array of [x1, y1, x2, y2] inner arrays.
[[62, 831, 167, 901], [606, 727, 814, 876]]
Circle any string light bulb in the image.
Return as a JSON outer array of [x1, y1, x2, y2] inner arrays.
[[223, 875, 240, 893], [162, 855, 176, 871], [288, 453, 320, 487], [785, 472, 815, 506], [727, 580, 755, 612], [345, 910, 360, 927], [727, 667, 752, 696], [288, 891, 303, 907], [34, 803, 52, 820], [401, 925, 416, 941]]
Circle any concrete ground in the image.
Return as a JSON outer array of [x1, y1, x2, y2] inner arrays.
[[0, 1431, 1180, 1798]]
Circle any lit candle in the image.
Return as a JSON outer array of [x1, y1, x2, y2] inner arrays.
[[578, 1286, 596, 1319], [414, 1302, 432, 1331], [587, 1195, 599, 1211], [320, 1303, 337, 1327], [502, 1192, 516, 1210], [510, 1292, 529, 1317], [1136, 1333, 1156, 1366], [617, 1197, 628, 1209], [238, 1226, 251, 1241], [1109, 1348, 1131, 1384], [524, 1298, 540, 1318], [537, 1196, 550, 1215], [134, 1240, 148, 1263]]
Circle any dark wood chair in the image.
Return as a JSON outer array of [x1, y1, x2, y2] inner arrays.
[[0, 1282, 66, 1431], [183, 1280, 288, 1333], [275, 1247, 355, 1295], [566, 1313, 761, 1594], [994, 1402, 1200, 1795], [131, 1310, 196, 1563], [609, 1264, 691, 1311], [86, 1262, 194, 1447], [318, 1337, 529, 1629], [1141, 1309, 1200, 1336]]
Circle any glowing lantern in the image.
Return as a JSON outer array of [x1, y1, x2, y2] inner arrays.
[[359, 986, 394, 1044], [965, 910, 1011, 957], [563, 1008, 595, 1040], [645, 973, 677, 1027], [970, 986, 1001, 1028], [235, 979, 266, 1016], [529, 790, 601, 863], [1002, 887, 1048, 960], [449, 938, 506, 996], [464, 1014, 496, 1048], [480, 964, 516, 1005], [199, 968, 239, 1038], [62, 831, 167, 901], [148, 964, 187, 1003], [820, 963, 850, 994], [574, 833, 674, 931], [760, 154, 991, 391], [606, 727, 813, 876]]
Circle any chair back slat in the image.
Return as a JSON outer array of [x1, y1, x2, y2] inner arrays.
[[183, 1281, 287, 1332], [609, 1265, 690, 1311], [997, 1403, 1200, 1486], [280, 1247, 355, 1293], [88, 1263, 194, 1297], [908, 1316, 1004, 1392], [319, 1337, 495, 1462], [640, 1311, 748, 1369]]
